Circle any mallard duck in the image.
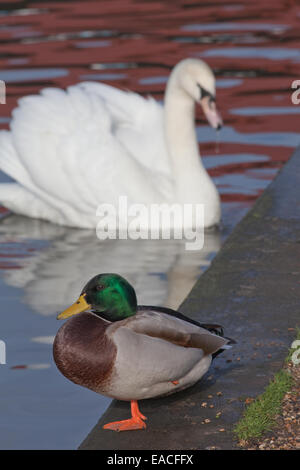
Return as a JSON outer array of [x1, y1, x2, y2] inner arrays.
[[0, 58, 222, 229], [53, 273, 233, 431]]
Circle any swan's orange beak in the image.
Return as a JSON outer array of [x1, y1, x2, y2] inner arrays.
[[200, 96, 223, 130]]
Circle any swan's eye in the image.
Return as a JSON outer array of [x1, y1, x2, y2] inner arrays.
[[198, 85, 215, 103]]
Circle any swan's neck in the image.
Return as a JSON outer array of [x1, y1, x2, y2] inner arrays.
[[164, 81, 209, 205]]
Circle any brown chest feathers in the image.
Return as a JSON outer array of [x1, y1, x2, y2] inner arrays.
[[53, 312, 117, 395]]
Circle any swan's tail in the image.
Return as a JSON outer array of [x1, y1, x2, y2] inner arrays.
[[0, 130, 31, 185], [0, 181, 64, 222], [0, 131, 56, 219]]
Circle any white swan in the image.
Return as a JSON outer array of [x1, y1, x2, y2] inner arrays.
[[0, 58, 222, 229]]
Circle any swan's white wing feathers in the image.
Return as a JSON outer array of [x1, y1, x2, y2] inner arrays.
[[10, 86, 111, 210], [0, 88, 115, 225], [0, 83, 172, 226], [79, 82, 171, 177], [0, 130, 87, 225]]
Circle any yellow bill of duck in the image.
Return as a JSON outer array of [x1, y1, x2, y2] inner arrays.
[[57, 294, 91, 320]]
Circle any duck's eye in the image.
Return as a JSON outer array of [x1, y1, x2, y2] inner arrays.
[[95, 285, 105, 291]]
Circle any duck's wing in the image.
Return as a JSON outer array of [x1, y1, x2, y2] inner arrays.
[[138, 305, 225, 336], [0, 83, 170, 227], [112, 309, 229, 356], [138, 305, 235, 358]]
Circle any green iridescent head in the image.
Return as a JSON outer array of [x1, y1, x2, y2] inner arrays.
[[57, 273, 137, 322]]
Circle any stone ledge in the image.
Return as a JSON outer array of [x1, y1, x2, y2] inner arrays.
[[79, 145, 300, 450]]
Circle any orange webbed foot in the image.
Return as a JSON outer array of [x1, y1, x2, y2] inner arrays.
[[103, 400, 147, 432], [171, 380, 179, 385], [103, 417, 146, 432]]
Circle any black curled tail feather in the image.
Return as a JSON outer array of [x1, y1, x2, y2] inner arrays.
[[212, 335, 236, 359]]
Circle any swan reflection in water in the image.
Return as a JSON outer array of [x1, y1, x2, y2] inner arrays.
[[0, 215, 221, 316]]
